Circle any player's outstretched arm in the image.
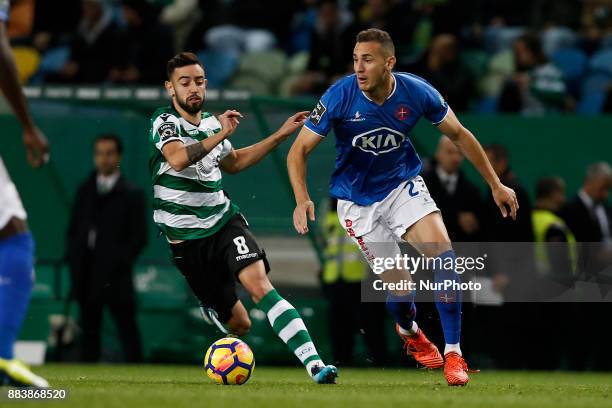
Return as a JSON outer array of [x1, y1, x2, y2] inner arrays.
[[0, 23, 49, 167], [162, 110, 240, 171], [220, 111, 309, 174], [287, 126, 324, 234], [437, 108, 519, 220]]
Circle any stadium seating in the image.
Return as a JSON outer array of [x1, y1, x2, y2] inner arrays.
[[196, 49, 239, 89], [228, 50, 288, 95], [551, 47, 588, 97], [577, 72, 612, 114], [589, 49, 612, 76]]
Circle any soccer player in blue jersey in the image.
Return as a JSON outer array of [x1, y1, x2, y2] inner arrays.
[[288, 28, 518, 386], [0, 0, 49, 387]]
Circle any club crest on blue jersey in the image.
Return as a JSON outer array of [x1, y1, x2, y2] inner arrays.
[[395, 105, 410, 121], [352, 127, 405, 155]]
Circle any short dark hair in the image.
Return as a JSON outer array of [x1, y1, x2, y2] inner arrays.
[[536, 177, 565, 200], [356, 28, 395, 56], [94, 134, 123, 155], [166, 52, 204, 79]]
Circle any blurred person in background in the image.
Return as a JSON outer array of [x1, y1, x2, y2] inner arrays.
[[31, 0, 80, 53], [291, 0, 358, 95], [46, 0, 123, 83], [321, 198, 388, 366], [66, 134, 147, 363], [532, 177, 575, 279], [203, 0, 300, 54], [110, 0, 173, 84], [356, 0, 414, 52], [529, 177, 576, 370], [579, 0, 612, 55], [498, 32, 571, 115], [159, 0, 203, 52], [407, 34, 476, 113], [481, 143, 534, 369], [560, 162, 612, 371], [422, 135, 482, 242], [0, 0, 49, 387], [482, 143, 533, 243], [561, 162, 612, 244]]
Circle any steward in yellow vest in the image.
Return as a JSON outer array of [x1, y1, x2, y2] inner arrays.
[[532, 178, 577, 280]]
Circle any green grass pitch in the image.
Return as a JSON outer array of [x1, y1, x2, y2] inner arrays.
[[4, 365, 612, 408]]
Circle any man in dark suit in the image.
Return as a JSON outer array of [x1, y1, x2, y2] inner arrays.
[[561, 162, 612, 243], [66, 134, 147, 362], [480, 143, 535, 369], [422, 135, 483, 242], [560, 162, 612, 370], [482, 144, 534, 242]]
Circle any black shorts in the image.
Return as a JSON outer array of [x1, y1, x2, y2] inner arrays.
[[169, 213, 270, 322]]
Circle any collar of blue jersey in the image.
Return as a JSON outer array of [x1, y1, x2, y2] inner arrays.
[[360, 73, 397, 103]]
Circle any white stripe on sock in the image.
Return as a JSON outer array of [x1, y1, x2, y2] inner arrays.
[[294, 341, 318, 363], [278, 318, 306, 343], [266, 299, 293, 326]]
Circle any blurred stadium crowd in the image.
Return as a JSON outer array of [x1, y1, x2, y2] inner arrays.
[[6, 0, 612, 114]]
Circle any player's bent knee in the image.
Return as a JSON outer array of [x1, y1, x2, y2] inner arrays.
[[250, 284, 274, 304], [228, 318, 251, 336], [238, 261, 274, 303]]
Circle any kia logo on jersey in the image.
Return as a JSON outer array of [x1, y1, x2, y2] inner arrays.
[[351, 127, 405, 155]]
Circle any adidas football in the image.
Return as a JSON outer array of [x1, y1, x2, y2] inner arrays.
[[204, 337, 255, 385]]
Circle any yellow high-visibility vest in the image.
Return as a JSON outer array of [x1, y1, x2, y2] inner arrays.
[[322, 212, 367, 283], [532, 209, 577, 276]]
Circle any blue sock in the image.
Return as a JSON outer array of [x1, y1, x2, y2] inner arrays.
[[385, 291, 416, 332], [0, 233, 35, 359], [432, 250, 462, 345]]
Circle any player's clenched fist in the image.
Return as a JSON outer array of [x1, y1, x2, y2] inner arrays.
[[218, 110, 242, 137], [293, 200, 315, 234]]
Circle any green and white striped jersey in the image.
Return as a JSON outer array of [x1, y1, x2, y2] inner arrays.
[[149, 106, 239, 240]]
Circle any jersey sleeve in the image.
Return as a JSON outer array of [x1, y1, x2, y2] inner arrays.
[[418, 81, 450, 125], [151, 113, 184, 151], [304, 83, 343, 138], [219, 139, 233, 159]]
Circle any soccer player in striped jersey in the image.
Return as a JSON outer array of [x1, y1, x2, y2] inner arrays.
[[0, 0, 49, 388], [149, 52, 337, 384]]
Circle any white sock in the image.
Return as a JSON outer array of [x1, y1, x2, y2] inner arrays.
[[398, 321, 419, 336], [444, 343, 462, 356]]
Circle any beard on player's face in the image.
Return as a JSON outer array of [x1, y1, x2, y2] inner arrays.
[[176, 93, 204, 114]]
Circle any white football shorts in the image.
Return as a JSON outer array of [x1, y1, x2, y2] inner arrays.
[[336, 176, 439, 269]]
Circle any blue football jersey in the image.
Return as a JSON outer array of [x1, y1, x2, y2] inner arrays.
[[305, 72, 449, 206]]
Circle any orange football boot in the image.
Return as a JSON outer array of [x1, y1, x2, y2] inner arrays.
[[395, 324, 444, 369], [444, 352, 476, 386]]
